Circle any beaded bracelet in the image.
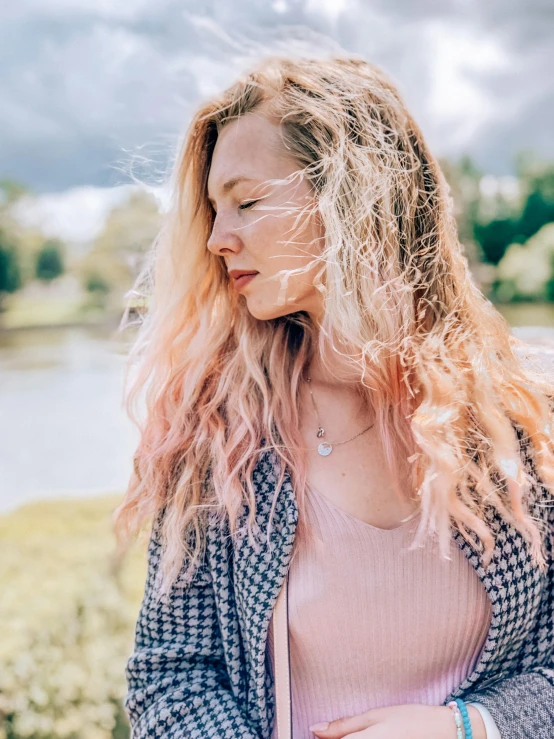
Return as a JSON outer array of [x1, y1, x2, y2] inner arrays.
[[447, 701, 464, 739], [447, 699, 473, 739], [455, 698, 473, 739]]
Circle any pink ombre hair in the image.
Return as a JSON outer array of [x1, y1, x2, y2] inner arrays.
[[112, 54, 554, 597]]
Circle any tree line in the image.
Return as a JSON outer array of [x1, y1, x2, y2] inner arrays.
[[1, 150, 554, 319]]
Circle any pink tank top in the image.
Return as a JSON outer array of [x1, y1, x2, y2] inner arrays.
[[266, 484, 492, 739]]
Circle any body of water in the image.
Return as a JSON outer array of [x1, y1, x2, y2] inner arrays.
[[1, 304, 554, 515], [0, 324, 139, 514]]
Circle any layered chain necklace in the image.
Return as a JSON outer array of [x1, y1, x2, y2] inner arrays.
[[306, 375, 375, 456]]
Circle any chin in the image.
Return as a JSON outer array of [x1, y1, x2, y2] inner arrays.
[[245, 300, 300, 322]]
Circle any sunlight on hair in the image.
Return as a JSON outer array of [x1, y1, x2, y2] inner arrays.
[[112, 48, 554, 598]]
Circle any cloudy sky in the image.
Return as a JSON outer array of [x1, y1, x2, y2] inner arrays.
[[2, 0, 553, 194]]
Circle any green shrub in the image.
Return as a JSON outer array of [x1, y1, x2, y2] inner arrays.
[[494, 222, 554, 302], [35, 241, 65, 282], [0, 495, 147, 739]]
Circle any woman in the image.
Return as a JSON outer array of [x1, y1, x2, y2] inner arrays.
[[113, 54, 554, 739]]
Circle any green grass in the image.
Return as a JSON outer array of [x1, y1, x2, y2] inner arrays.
[[0, 290, 115, 330]]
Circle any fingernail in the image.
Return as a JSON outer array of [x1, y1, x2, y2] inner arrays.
[[309, 722, 329, 732]]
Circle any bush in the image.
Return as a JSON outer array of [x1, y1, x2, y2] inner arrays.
[[35, 241, 65, 282], [0, 236, 22, 295], [493, 222, 554, 302], [0, 495, 147, 739]]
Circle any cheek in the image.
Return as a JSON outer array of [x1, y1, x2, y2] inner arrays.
[[264, 209, 320, 259], [260, 210, 292, 245], [261, 257, 319, 309], [245, 204, 323, 289]]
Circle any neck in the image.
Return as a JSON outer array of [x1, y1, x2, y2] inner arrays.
[[305, 320, 369, 387], [306, 348, 365, 389]]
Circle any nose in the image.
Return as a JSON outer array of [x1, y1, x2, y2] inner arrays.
[[207, 216, 242, 256]]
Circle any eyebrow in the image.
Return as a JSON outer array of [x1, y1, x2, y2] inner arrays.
[[207, 176, 256, 206]]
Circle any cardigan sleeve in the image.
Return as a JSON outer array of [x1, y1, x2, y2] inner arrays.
[[124, 510, 261, 739], [460, 471, 554, 739], [462, 668, 554, 739]]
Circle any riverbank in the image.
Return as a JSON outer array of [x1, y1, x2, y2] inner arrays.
[[0, 277, 126, 332], [2, 287, 554, 333]]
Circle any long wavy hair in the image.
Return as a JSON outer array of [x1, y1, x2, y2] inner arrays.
[[112, 53, 554, 597]]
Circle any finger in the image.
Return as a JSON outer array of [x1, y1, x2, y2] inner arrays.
[[310, 712, 374, 739]]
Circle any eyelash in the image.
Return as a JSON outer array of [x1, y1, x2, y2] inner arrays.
[[239, 199, 259, 210]]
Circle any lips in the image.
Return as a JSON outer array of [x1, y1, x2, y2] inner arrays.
[[228, 270, 259, 280], [232, 272, 258, 290]]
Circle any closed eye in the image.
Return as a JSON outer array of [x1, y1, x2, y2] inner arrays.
[[239, 199, 259, 210]]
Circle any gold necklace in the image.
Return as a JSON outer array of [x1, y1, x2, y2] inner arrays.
[[306, 375, 374, 457]]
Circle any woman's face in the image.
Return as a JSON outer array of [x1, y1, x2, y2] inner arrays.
[[206, 111, 325, 322]]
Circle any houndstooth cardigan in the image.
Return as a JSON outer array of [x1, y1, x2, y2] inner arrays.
[[124, 432, 554, 739]]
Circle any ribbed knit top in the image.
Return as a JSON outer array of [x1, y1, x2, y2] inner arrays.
[[266, 483, 492, 739]]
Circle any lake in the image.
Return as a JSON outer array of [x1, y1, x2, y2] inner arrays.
[[1, 304, 554, 515], [0, 323, 139, 514]]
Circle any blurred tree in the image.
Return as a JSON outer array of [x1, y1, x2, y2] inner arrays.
[[440, 154, 483, 255], [440, 155, 496, 293], [0, 179, 47, 288], [516, 154, 554, 240], [443, 152, 554, 268], [473, 217, 522, 265], [469, 168, 524, 266], [493, 222, 554, 302], [77, 189, 161, 316], [0, 182, 27, 311], [85, 273, 110, 295], [35, 239, 65, 282], [473, 152, 554, 269], [0, 228, 22, 298]]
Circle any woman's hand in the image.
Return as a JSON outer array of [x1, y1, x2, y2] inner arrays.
[[309, 702, 487, 739]]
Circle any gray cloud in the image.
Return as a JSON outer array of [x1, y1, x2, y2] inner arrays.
[[1, 0, 553, 192]]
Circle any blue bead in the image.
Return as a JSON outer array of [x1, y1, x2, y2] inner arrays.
[[455, 698, 473, 739]]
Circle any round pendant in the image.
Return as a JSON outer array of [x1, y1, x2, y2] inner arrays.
[[317, 442, 333, 456]]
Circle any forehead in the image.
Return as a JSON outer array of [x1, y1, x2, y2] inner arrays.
[[207, 112, 296, 194]]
